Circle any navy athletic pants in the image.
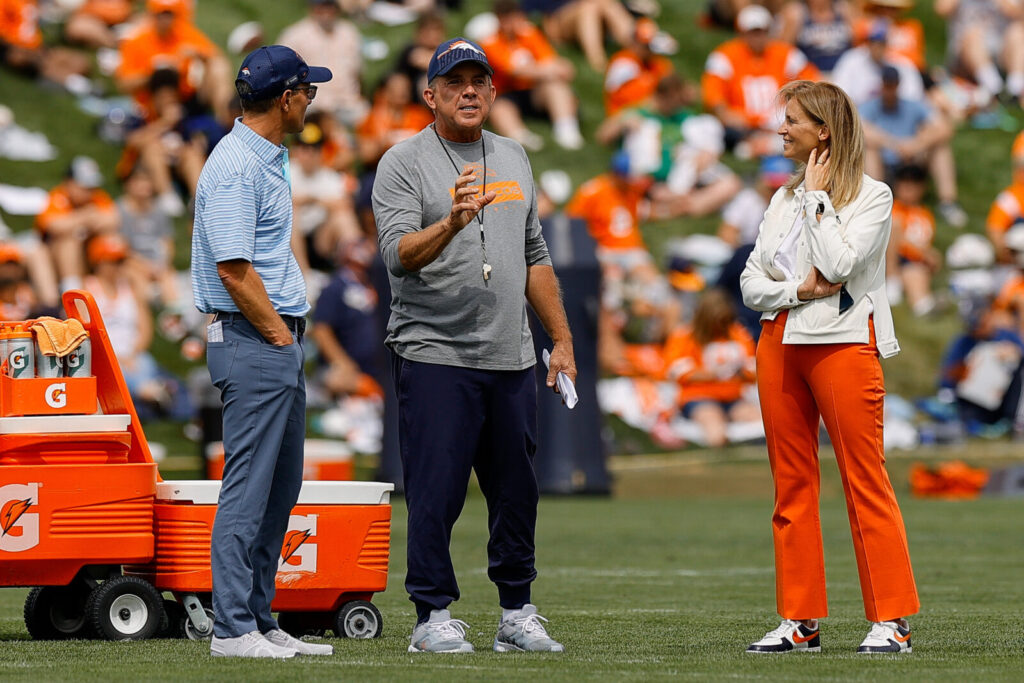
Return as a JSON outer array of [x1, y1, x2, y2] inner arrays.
[[392, 353, 540, 623]]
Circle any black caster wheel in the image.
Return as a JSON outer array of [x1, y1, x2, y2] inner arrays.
[[85, 576, 165, 641], [333, 600, 382, 639], [23, 581, 93, 640], [159, 599, 185, 638]]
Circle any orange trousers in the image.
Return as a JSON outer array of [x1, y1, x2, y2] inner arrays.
[[755, 312, 919, 622]]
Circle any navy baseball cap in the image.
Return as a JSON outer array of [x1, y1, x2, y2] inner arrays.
[[235, 45, 332, 101], [426, 37, 493, 83]]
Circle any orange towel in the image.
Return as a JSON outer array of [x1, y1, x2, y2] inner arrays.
[[29, 317, 88, 357]]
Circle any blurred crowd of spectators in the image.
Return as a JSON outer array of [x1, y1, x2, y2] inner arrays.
[[1, 0, 1023, 450]]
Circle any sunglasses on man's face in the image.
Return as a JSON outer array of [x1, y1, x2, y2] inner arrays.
[[292, 85, 317, 101]]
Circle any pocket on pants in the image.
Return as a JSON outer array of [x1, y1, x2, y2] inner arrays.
[[207, 340, 238, 388]]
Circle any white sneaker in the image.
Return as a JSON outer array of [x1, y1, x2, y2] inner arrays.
[[210, 630, 298, 658], [746, 619, 820, 653], [408, 609, 474, 653], [857, 620, 912, 653], [493, 604, 564, 652], [553, 126, 584, 151], [264, 628, 333, 655], [513, 129, 545, 152]]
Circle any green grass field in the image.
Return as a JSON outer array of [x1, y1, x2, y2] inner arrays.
[[1, 2, 1023, 679], [2, 453, 1022, 681]]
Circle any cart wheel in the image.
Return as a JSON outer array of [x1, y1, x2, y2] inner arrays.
[[334, 600, 382, 639], [182, 607, 215, 641], [23, 584, 92, 640], [159, 599, 185, 638], [277, 611, 327, 638], [85, 576, 165, 641]]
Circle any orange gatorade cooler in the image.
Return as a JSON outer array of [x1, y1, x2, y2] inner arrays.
[[204, 439, 355, 481], [124, 480, 393, 638]]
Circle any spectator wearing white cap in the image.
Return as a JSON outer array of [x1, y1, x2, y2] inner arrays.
[[35, 156, 120, 292], [702, 4, 820, 156]]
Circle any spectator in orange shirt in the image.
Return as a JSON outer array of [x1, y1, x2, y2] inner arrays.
[[35, 156, 120, 293], [853, 0, 926, 71], [566, 151, 670, 310], [702, 4, 820, 155], [482, 0, 584, 150], [662, 287, 759, 448], [0, 0, 92, 87], [886, 164, 940, 316], [603, 17, 675, 117], [115, 0, 233, 125], [356, 70, 434, 167], [986, 141, 1024, 264], [64, 0, 135, 50], [567, 152, 650, 262], [993, 226, 1024, 329]]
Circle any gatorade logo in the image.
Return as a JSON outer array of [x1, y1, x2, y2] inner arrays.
[[0, 483, 40, 553], [278, 514, 317, 572], [9, 349, 27, 371], [44, 383, 67, 409]]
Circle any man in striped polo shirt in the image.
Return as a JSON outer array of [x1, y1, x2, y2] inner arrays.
[[191, 45, 332, 659]]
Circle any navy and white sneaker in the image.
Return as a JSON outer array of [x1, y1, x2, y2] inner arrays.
[[857, 620, 912, 654], [746, 619, 820, 653]]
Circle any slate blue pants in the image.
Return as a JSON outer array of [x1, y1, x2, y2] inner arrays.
[[392, 353, 539, 623], [208, 316, 305, 637]]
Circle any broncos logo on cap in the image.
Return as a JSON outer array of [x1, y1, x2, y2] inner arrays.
[[440, 41, 485, 58]]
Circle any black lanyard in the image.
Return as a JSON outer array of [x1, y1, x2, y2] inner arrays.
[[433, 124, 491, 280]]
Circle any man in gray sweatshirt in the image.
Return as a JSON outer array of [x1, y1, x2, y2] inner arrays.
[[373, 37, 576, 654]]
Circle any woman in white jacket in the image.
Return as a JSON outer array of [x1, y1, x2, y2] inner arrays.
[[741, 80, 919, 655]]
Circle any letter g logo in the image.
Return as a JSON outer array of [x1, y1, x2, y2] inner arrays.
[[44, 383, 67, 409]]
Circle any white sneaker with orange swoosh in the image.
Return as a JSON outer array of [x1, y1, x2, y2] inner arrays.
[[746, 619, 821, 653], [857, 620, 912, 653]]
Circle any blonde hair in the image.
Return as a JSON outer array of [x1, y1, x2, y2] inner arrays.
[[779, 80, 864, 210]]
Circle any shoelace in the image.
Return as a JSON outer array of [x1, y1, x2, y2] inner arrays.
[[431, 618, 470, 639], [866, 621, 900, 640], [766, 619, 801, 639], [513, 613, 550, 636]]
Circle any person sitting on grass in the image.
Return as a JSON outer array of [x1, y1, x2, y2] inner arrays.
[[117, 163, 181, 310], [886, 163, 941, 316], [859, 64, 967, 228], [481, 0, 585, 150], [661, 287, 759, 448], [701, 4, 820, 157], [35, 156, 120, 294]]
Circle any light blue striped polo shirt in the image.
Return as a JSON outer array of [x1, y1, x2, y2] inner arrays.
[[191, 118, 308, 317]]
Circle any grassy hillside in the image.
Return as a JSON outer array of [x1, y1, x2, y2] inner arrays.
[[0, 0, 1019, 434]]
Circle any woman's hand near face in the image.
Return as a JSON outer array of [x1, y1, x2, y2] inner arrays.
[[805, 146, 830, 192]]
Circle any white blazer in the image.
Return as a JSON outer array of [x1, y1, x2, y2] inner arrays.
[[740, 174, 900, 358]]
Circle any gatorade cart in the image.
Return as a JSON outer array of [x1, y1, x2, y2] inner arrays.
[[0, 290, 392, 641]]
